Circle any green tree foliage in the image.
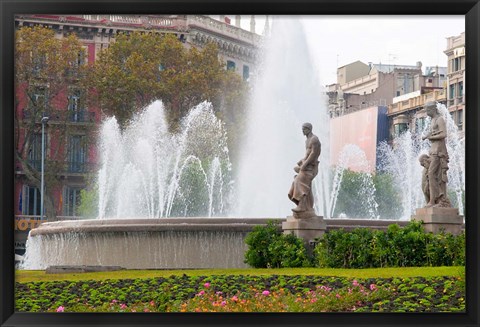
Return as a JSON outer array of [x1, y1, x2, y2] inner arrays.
[[77, 184, 99, 218], [332, 169, 402, 219], [86, 32, 248, 133], [15, 26, 92, 220]]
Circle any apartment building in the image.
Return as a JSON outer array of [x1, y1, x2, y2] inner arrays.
[[444, 32, 465, 136]]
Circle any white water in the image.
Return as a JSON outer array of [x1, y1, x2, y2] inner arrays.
[[234, 17, 331, 218], [377, 103, 465, 219], [97, 101, 233, 218]]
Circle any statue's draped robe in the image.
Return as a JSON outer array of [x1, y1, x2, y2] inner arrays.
[[288, 162, 318, 208]]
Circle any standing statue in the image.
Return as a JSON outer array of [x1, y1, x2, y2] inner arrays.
[[288, 123, 321, 215], [421, 102, 451, 207]]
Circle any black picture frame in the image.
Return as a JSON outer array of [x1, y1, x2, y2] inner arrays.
[[1, 1, 479, 326]]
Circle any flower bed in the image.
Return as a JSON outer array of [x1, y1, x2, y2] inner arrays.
[[15, 273, 465, 312]]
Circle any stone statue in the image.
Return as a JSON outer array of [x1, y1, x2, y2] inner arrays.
[[419, 154, 431, 204], [288, 123, 321, 216], [421, 102, 451, 207]]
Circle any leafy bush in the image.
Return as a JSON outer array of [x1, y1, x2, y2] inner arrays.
[[314, 221, 465, 268], [244, 220, 311, 268]]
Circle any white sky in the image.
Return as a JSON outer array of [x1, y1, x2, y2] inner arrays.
[[221, 15, 465, 86]]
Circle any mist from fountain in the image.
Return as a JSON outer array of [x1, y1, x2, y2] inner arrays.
[[234, 17, 331, 218], [97, 101, 233, 218]]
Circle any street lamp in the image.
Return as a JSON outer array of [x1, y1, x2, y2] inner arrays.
[[40, 115, 49, 221]]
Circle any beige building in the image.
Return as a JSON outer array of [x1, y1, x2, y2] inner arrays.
[[444, 32, 465, 136], [327, 60, 445, 120]]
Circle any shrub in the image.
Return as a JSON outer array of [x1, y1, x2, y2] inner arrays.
[[244, 220, 311, 268], [314, 221, 465, 268]]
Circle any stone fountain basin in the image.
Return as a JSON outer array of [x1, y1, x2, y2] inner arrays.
[[24, 218, 410, 270], [25, 218, 274, 270]]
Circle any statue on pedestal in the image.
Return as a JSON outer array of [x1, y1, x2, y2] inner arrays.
[[421, 102, 451, 208], [288, 123, 321, 217]]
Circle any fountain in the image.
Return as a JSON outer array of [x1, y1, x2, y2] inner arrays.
[[377, 103, 465, 219], [20, 18, 464, 270], [97, 100, 233, 218], [235, 17, 331, 219]]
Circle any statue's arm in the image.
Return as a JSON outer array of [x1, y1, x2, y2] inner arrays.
[[428, 117, 447, 140]]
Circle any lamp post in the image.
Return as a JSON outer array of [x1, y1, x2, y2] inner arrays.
[[40, 115, 49, 221]]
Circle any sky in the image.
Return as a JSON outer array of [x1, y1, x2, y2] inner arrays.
[[221, 15, 465, 86]]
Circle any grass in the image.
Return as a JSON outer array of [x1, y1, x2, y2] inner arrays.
[[16, 266, 464, 283]]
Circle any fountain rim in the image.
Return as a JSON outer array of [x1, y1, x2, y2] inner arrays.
[[29, 218, 278, 236], [28, 217, 411, 237]]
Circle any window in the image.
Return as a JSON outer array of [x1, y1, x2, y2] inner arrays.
[[22, 185, 41, 216], [64, 187, 82, 216], [458, 81, 464, 97], [457, 110, 463, 129], [415, 117, 426, 134], [32, 52, 47, 76], [28, 133, 46, 171], [396, 91, 401, 96], [452, 58, 460, 72], [68, 135, 86, 173], [30, 86, 48, 112], [243, 65, 250, 81], [68, 89, 84, 122], [394, 123, 408, 137], [227, 60, 236, 71], [449, 84, 455, 98]]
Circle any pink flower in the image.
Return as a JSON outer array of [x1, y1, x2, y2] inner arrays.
[[231, 296, 239, 302], [111, 299, 118, 304], [352, 280, 359, 287], [149, 300, 155, 306], [221, 301, 227, 306], [336, 294, 341, 299], [204, 282, 210, 288], [262, 290, 270, 296], [56, 306, 65, 312], [197, 290, 205, 296], [215, 291, 223, 295], [144, 308, 150, 312], [370, 284, 377, 291], [120, 304, 127, 310], [310, 298, 317, 303]]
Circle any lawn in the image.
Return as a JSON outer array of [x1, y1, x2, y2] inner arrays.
[[16, 266, 463, 283]]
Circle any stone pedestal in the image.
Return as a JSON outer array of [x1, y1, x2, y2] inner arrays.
[[282, 215, 327, 242], [411, 207, 463, 235]]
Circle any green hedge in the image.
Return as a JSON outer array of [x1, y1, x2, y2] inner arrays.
[[314, 221, 465, 268], [244, 220, 311, 268]]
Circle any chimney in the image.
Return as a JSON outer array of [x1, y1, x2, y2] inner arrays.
[[250, 15, 256, 33], [235, 15, 241, 27]]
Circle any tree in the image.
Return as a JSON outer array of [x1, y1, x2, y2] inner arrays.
[[86, 32, 249, 132], [15, 26, 93, 220]]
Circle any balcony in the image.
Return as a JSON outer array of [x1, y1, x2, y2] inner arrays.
[[69, 110, 96, 123], [388, 89, 446, 116], [64, 161, 97, 175], [21, 109, 96, 123]]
